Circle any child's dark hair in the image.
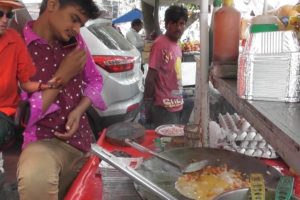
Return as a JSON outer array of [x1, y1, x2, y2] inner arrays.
[[164, 5, 188, 24], [39, 0, 101, 19], [131, 18, 143, 27]]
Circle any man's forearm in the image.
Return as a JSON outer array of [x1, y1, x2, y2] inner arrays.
[[41, 74, 71, 112], [73, 96, 92, 115], [144, 82, 155, 99], [144, 68, 157, 99], [41, 89, 61, 113]]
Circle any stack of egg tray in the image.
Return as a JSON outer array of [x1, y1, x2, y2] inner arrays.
[[219, 113, 278, 159]]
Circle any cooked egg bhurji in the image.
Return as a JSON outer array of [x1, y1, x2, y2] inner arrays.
[[175, 165, 249, 200]]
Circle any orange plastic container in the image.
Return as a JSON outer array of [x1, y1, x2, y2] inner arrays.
[[209, 0, 222, 65], [212, 0, 241, 65]]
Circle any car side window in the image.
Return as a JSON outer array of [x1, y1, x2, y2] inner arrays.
[[88, 24, 134, 51]]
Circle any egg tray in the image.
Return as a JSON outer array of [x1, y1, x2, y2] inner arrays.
[[218, 113, 278, 159]]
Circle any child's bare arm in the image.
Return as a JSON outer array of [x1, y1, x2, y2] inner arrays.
[[20, 81, 49, 93]]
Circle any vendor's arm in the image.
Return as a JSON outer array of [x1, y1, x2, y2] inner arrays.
[[144, 68, 157, 99]]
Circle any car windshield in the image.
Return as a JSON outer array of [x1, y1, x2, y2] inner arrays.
[[88, 24, 134, 51]]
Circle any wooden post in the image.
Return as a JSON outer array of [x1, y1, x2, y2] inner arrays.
[[192, 0, 210, 147], [154, 0, 160, 34]]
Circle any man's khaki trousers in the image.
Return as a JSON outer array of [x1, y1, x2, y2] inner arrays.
[[17, 138, 87, 200]]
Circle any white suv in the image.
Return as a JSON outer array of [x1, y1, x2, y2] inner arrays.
[[82, 19, 144, 132], [11, 3, 144, 135]]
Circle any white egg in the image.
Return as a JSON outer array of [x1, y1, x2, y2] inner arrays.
[[253, 149, 263, 157], [239, 148, 246, 154], [271, 151, 277, 158], [249, 141, 258, 148], [245, 149, 255, 156], [240, 141, 249, 148], [241, 121, 251, 132], [258, 141, 266, 148], [254, 133, 263, 141], [262, 150, 271, 158], [245, 132, 256, 140], [227, 133, 237, 141], [248, 127, 257, 132], [236, 132, 247, 141], [267, 144, 274, 150]]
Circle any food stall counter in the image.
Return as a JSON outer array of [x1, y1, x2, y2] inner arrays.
[[65, 128, 299, 200]]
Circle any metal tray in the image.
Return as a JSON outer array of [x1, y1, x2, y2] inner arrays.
[[237, 31, 300, 102], [134, 147, 281, 200]]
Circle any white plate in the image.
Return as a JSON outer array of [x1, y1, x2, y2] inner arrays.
[[155, 124, 185, 137]]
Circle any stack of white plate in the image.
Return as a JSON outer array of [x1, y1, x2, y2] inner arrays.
[[238, 30, 300, 102]]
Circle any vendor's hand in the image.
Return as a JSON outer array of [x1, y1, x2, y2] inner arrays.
[[54, 47, 87, 85], [54, 109, 81, 140]]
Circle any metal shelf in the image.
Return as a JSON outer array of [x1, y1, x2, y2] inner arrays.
[[212, 76, 300, 174]]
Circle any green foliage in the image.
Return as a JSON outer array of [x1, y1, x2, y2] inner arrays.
[[185, 3, 200, 12]]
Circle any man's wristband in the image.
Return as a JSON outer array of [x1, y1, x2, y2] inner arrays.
[[37, 82, 43, 91], [47, 77, 63, 89]]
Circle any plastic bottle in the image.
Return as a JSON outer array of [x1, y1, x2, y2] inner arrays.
[[209, 0, 222, 66], [212, 0, 241, 66]]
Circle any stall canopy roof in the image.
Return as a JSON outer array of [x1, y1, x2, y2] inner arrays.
[[112, 8, 143, 24]]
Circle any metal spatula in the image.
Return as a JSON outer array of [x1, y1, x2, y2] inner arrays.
[[125, 139, 208, 173]]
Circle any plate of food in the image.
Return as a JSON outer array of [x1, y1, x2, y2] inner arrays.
[[155, 124, 185, 137]]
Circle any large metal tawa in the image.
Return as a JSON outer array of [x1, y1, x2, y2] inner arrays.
[[134, 147, 281, 200]]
